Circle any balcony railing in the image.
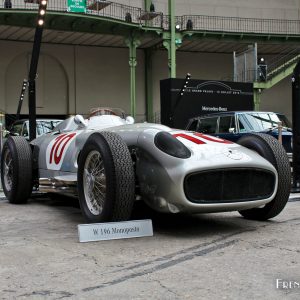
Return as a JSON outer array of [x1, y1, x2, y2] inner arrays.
[[1, 0, 163, 28], [267, 48, 300, 78], [1, 1, 300, 35], [180, 15, 300, 35]]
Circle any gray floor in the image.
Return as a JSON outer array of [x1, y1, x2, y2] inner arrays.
[[0, 194, 299, 300]]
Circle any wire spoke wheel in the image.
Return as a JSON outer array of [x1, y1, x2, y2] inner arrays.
[[3, 149, 13, 192], [83, 150, 106, 215], [78, 132, 135, 223]]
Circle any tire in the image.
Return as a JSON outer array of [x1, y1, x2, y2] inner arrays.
[[1, 136, 33, 204], [237, 133, 291, 220], [77, 132, 135, 223]]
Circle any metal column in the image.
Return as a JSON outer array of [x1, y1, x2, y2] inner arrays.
[[28, 0, 48, 141], [253, 89, 261, 111], [126, 37, 140, 118], [145, 48, 153, 121], [292, 61, 300, 191], [168, 0, 176, 78]]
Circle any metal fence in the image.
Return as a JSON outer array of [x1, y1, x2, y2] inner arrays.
[[267, 48, 300, 79], [1, 1, 300, 35], [1, 0, 163, 28], [229, 48, 300, 83], [180, 15, 300, 35], [231, 69, 258, 83]]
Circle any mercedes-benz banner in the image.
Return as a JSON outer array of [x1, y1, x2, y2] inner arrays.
[[160, 78, 254, 129]]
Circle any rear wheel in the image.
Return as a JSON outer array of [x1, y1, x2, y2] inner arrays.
[[1, 136, 33, 204], [238, 133, 291, 220], [77, 132, 135, 223]]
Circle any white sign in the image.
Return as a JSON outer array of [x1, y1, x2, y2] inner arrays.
[[78, 219, 153, 243]]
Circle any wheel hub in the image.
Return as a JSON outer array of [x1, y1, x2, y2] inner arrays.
[[3, 149, 13, 192], [83, 150, 106, 216]]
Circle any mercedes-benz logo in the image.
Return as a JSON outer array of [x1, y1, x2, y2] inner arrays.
[[222, 148, 243, 160]]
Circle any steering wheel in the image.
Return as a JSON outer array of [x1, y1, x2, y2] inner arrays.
[[88, 108, 117, 118]]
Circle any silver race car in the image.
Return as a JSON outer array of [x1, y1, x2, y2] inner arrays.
[[1, 108, 291, 223]]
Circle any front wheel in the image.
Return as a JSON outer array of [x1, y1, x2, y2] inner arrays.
[[77, 132, 135, 223], [238, 133, 291, 220]]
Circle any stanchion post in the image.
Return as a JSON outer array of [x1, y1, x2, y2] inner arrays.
[[277, 121, 282, 144]]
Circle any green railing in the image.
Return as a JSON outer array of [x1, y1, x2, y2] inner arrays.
[[267, 48, 300, 80], [0, 0, 163, 28], [180, 15, 300, 35], [1, 1, 300, 35]]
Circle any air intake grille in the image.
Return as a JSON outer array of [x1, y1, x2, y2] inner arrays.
[[184, 168, 276, 203]]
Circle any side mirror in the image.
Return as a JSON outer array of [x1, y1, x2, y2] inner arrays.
[[229, 128, 236, 134], [126, 116, 135, 124], [74, 115, 88, 128]]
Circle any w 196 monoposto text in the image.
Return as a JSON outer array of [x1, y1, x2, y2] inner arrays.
[[93, 226, 139, 236], [78, 219, 153, 242]]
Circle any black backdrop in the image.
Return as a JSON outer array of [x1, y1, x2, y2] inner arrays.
[[160, 78, 254, 129]]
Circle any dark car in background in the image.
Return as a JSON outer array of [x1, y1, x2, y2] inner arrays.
[[186, 111, 293, 161]]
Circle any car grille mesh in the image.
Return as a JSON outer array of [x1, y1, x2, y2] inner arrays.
[[184, 168, 276, 203]]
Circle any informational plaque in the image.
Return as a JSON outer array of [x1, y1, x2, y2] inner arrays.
[[67, 0, 86, 13], [78, 219, 153, 243]]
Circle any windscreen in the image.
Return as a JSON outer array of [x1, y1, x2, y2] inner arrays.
[[238, 113, 291, 131], [89, 108, 126, 119]]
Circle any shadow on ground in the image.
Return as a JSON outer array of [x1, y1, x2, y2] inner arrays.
[[23, 193, 263, 239]]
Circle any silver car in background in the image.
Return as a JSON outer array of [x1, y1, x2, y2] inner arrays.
[[7, 119, 63, 139]]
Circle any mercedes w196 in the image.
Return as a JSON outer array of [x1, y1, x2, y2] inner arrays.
[[1, 108, 291, 223]]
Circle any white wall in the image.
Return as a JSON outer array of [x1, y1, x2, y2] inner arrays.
[[152, 0, 300, 19], [95, 0, 300, 19], [260, 77, 292, 121], [0, 40, 293, 125], [0, 41, 76, 116], [74, 46, 145, 118], [0, 40, 146, 120]]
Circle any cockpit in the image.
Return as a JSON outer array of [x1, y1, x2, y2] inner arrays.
[[52, 107, 134, 133]]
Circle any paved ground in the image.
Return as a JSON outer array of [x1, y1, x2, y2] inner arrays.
[[0, 193, 299, 300]]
